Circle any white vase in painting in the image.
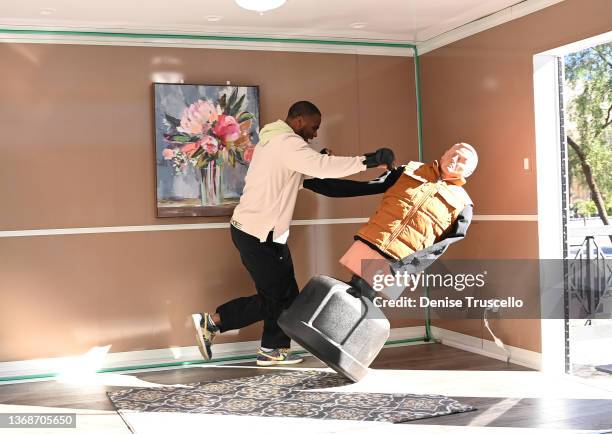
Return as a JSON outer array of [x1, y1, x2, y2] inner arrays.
[[200, 159, 223, 206]]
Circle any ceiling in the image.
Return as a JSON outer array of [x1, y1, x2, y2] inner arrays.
[[0, 0, 551, 44]]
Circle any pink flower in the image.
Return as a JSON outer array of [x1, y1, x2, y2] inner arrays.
[[162, 148, 175, 160], [197, 135, 219, 155], [213, 115, 240, 143], [178, 99, 216, 135], [244, 145, 255, 162], [180, 142, 199, 157]]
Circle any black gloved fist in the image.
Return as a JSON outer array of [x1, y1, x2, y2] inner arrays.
[[363, 147, 395, 170], [320, 148, 331, 155]]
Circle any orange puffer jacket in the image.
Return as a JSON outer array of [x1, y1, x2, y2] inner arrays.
[[356, 161, 471, 260]]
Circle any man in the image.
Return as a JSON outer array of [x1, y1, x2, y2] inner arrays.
[[191, 101, 395, 366]]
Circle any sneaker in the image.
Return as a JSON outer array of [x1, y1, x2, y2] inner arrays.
[[256, 348, 304, 366], [191, 313, 218, 360]]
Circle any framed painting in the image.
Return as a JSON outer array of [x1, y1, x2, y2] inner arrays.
[[153, 83, 260, 217]]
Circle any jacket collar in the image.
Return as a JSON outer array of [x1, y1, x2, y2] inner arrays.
[[404, 161, 466, 186]]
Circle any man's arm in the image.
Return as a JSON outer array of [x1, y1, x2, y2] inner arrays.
[[281, 139, 366, 178], [280, 138, 395, 179], [302, 166, 404, 197]]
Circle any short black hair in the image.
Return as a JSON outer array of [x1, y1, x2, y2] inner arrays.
[[287, 101, 321, 119]]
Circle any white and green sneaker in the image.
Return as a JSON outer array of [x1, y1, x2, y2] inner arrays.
[[256, 348, 304, 366], [191, 313, 218, 360]]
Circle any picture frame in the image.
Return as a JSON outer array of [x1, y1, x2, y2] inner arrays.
[[153, 83, 260, 217]]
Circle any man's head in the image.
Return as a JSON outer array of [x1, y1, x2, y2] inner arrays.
[[285, 101, 321, 141], [440, 143, 478, 180]]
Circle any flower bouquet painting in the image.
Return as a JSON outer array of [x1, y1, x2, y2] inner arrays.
[[154, 83, 260, 217]]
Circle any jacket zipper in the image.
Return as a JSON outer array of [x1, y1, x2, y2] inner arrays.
[[381, 182, 440, 251]]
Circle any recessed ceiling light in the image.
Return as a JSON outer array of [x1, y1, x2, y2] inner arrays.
[[235, 0, 286, 13], [40, 7, 56, 16], [350, 22, 367, 29], [206, 15, 223, 22]]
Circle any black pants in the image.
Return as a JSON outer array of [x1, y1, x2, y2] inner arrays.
[[216, 225, 299, 349]]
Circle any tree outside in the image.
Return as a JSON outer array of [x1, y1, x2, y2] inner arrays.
[[564, 42, 612, 233]]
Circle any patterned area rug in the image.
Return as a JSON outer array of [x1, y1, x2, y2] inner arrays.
[[107, 370, 474, 424]]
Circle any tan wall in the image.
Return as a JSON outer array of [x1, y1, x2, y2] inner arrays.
[[0, 43, 418, 361], [421, 0, 612, 352], [2, 0, 609, 363]]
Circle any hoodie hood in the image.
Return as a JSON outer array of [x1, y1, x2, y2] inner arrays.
[[258, 119, 294, 146]]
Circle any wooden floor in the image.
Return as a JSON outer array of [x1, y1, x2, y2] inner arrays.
[[1, 344, 612, 432]]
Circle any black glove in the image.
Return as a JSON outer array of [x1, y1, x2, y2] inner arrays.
[[320, 148, 331, 155], [363, 148, 395, 170]]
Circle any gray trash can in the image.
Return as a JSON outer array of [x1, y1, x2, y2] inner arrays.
[[278, 275, 390, 382]]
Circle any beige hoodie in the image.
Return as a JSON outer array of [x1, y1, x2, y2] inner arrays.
[[231, 120, 366, 242]]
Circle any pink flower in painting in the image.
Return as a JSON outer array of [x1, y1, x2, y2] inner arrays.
[[180, 141, 199, 157], [244, 145, 255, 162], [198, 135, 219, 155], [178, 99, 217, 135], [162, 148, 175, 160], [213, 115, 240, 143]]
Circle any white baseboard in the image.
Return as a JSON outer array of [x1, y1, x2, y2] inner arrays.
[[0, 325, 541, 383], [388, 326, 427, 342], [0, 326, 428, 383], [430, 326, 542, 370], [0, 340, 259, 383]]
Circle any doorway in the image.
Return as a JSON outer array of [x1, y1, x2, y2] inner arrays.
[[534, 32, 612, 378]]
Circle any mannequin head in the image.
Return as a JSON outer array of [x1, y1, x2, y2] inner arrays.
[[440, 143, 478, 181]]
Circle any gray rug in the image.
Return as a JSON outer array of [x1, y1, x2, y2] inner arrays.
[[107, 370, 474, 424]]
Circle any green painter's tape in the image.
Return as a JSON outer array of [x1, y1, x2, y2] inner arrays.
[[413, 46, 424, 162], [411, 46, 430, 338], [0, 337, 428, 382], [0, 28, 416, 49]]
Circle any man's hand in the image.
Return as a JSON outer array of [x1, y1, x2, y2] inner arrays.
[[320, 148, 334, 156], [364, 148, 395, 170]]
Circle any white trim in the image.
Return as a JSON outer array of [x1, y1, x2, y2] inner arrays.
[[0, 218, 368, 238], [0, 325, 544, 383], [533, 53, 567, 374], [417, 0, 565, 55], [0, 215, 537, 238], [0, 326, 426, 384], [533, 53, 564, 259], [430, 326, 542, 370], [0, 340, 259, 384], [472, 214, 538, 221], [0, 27, 413, 57], [0, 223, 231, 238], [0, 0, 566, 57], [387, 326, 427, 342]]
